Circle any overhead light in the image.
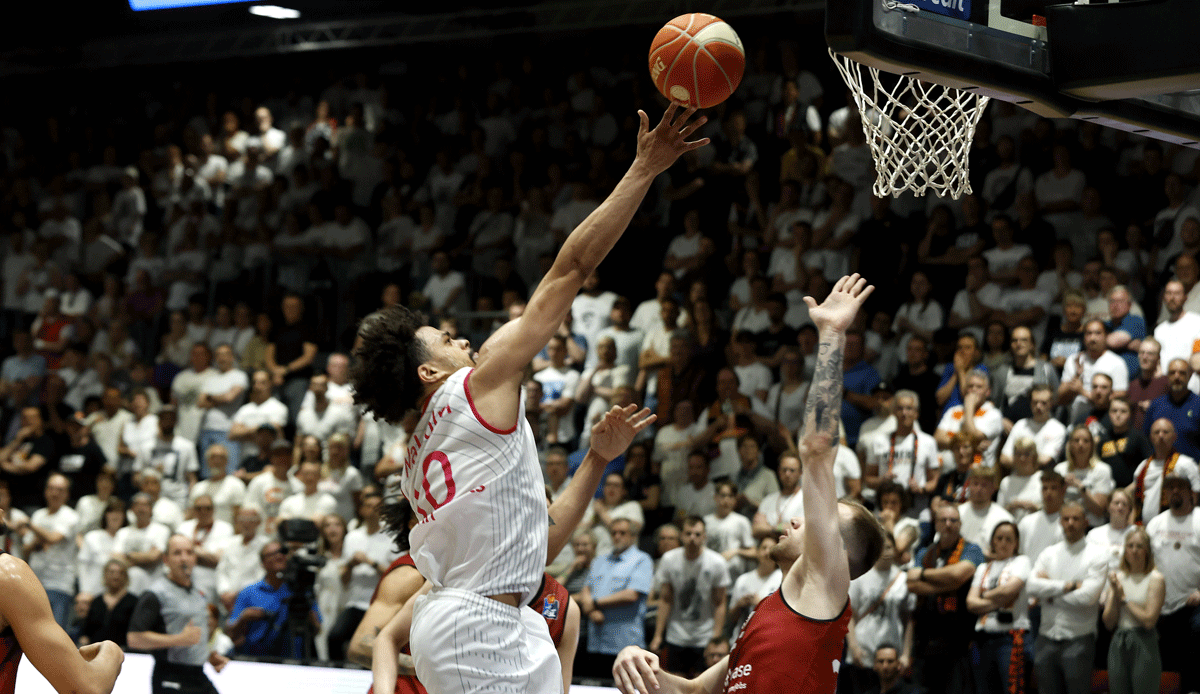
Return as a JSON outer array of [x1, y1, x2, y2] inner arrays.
[[249, 5, 300, 19]]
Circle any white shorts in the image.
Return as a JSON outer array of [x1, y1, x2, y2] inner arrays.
[[410, 587, 562, 694]]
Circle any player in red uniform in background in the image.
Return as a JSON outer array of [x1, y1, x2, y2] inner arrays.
[[612, 274, 887, 694], [0, 545, 125, 694]]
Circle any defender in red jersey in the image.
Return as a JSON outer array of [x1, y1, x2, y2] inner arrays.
[[612, 275, 887, 694], [0, 549, 124, 694]]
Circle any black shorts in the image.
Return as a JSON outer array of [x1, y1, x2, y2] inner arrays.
[[152, 662, 217, 694]]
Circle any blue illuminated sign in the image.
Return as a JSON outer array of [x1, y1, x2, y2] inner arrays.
[[129, 0, 246, 10], [907, 0, 971, 21]]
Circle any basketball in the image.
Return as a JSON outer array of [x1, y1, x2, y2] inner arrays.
[[649, 13, 745, 109]]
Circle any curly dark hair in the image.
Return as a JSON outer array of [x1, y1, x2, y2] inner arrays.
[[380, 495, 414, 553], [351, 306, 430, 423]]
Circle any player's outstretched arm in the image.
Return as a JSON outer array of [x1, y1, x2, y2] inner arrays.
[[548, 404, 656, 560], [347, 564, 425, 667], [371, 578, 433, 694], [791, 274, 873, 617], [470, 104, 709, 397], [612, 646, 726, 694], [0, 555, 123, 694]]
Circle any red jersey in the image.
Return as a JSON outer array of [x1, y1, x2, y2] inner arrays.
[[0, 627, 20, 694], [722, 590, 850, 694], [368, 555, 426, 694], [528, 573, 569, 646]]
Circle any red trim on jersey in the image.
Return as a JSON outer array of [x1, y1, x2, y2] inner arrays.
[[463, 369, 517, 435], [528, 572, 570, 646]]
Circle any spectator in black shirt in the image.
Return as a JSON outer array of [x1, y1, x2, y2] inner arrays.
[[1098, 397, 1152, 488], [1043, 290, 1087, 372], [0, 406, 57, 510], [264, 294, 317, 427], [82, 559, 138, 648], [932, 433, 981, 513], [890, 336, 941, 435], [754, 293, 797, 372], [234, 426, 275, 483], [39, 374, 73, 454], [60, 415, 107, 502]]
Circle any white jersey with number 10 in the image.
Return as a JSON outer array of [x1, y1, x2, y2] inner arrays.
[[399, 367, 547, 603]]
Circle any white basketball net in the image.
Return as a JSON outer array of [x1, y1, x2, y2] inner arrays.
[[829, 48, 990, 199]]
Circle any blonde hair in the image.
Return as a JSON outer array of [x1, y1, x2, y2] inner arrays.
[[1067, 425, 1101, 470], [1120, 528, 1155, 575]]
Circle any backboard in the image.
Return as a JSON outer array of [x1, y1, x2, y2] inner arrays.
[[826, 0, 1200, 147]]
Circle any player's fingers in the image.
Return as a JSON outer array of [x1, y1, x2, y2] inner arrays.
[[803, 295, 818, 310], [613, 665, 641, 694], [680, 114, 708, 138], [637, 110, 649, 137], [850, 275, 869, 296], [682, 137, 710, 151], [636, 654, 661, 691], [675, 104, 698, 129], [660, 102, 680, 129], [632, 411, 657, 431], [859, 283, 876, 302]]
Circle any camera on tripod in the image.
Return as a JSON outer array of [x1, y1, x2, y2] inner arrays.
[[277, 518, 327, 660]]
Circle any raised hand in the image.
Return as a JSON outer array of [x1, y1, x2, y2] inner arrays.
[[804, 273, 874, 333], [635, 103, 710, 176], [589, 404, 656, 462]]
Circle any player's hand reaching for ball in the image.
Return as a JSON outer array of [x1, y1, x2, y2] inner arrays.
[[613, 646, 663, 694], [590, 404, 656, 461], [635, 102, 710, 176]]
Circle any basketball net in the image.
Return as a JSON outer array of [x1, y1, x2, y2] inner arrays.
[[829, 48, 990, 199]]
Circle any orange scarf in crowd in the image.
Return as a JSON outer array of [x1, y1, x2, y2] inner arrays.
[[1135, 452, 1179, 516], [923, 536, 966, 613]]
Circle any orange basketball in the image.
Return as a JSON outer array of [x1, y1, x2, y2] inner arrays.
[[649, 13, 744, 109]]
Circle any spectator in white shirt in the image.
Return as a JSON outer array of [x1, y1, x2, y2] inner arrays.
[[674, 452, 717, 521], [1152, 280, 1200, 365], [1087, 488, 1136, 572], [844, 533, 913, 689], [328, 493, 400, 661], [1054, 426, 1116, 528], [216, 505, 267, 612], [189, 445, 247, 526], [1128, 418, 1200, 524], [936, 369, 1005, 468], [317, 433, 364, 523], [1058, 319, 1130, 424], [649, 517, 730, 677], [1000, 384, 1067, 469], [998, 438, 1045, 523], [171, 343, 216, 446], [112, 492, 171, 594], [1018, 471, 1066, 564], [296, 374, 356, 442], [133, 405, 198, 510], [966, 520, 1032, 694], [1026, 502, 1108, 694], [25, 473, 79, 626], [420, 250, 466, 319], [135, 470, 184, 531], [752, 453, 803, 540], [177, 494, 235, 600], [228, 370, 289, 468], [1144, 474, 1200, 692], [197, 344, 248, 475], [279, 460, 337, 524], [1100, 528, 1165, 694], [958, 467, 1015, 549]]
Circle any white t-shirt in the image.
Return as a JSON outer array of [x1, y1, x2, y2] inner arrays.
[[534, 366, 582, 444], [177, 518, 235, 598], [296, 400, 357, 441], [1001, 418, 1068, 463], [756, 488, 804, 530], [665, 234, 704, 280], [134, 435, 200, 508], [846, 566, 913, 666], [997, 470, 1044, 523], [655, 547, 731, 647], [26, 506, 80, 593], [675, 481, 717, 520], [342, 527, 403, 610], [113, 521, 172, 594], [189, 476, 247, 526], [572, 291, 617, 367], [835, 444, 864, 500], [78, 529, 118, 596], [937, 402, 1006, 468], [422, 271, 466, 315], [1153, 312, 1200, 366], [1053, 461, 1116, 527], [1131, 455, 1200, 523], [1018, 511, 1063, 565], [1061, 350, 1129, 423], [732, 362, 773, 402], [703, 511, 755, 576], [983, 245, 1033, 277], [172, 367, 216, 443], [957, 502, 1015, 549], [729, 568, 780, 640], [278, 490, 338, 521], [215, 534, 268, 596], [1087, 523, 1135, 572], [318, 466, 365, 523], [1145, 509, 1200, 614], [230, 398, 289, 461], [972, 555, 1032, 632], [863, 430, 940, 497], [200, 368, 249, 432], [245, 474, 292, 524]]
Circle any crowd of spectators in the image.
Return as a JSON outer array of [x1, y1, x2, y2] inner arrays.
[[3, 21, 1200, 692]]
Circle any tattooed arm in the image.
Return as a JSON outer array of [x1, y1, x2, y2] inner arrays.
[[784, 274, 873, 620]]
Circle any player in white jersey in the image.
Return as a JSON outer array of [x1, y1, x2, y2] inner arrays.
[[351, 102, 708, 694]]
